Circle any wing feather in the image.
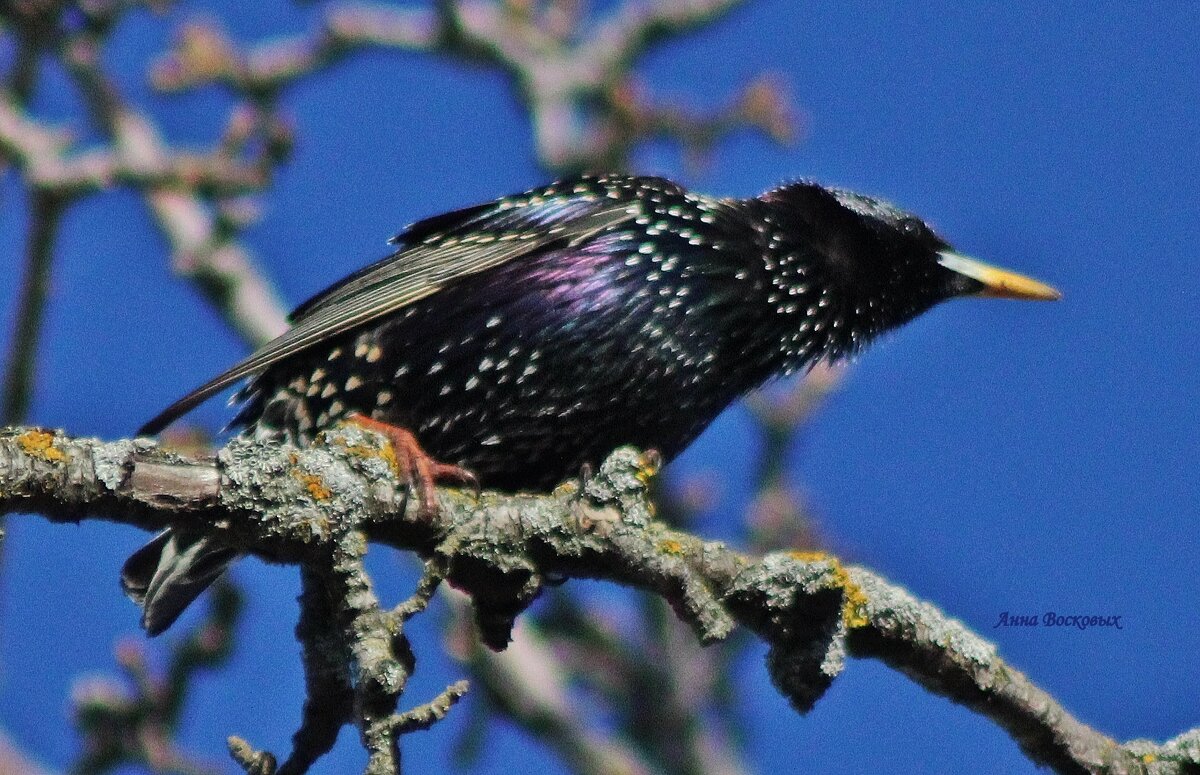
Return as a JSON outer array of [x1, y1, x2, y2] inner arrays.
[[138, 194, 634, 435]]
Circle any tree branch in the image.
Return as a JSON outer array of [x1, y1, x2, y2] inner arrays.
[[2, 188, 65, 425], [0, 425, 1192, 775], [147, 1, 793, 173], [0, 729, 54, 775], [60, 31, 291, 347], [71, 580, 240, 775], [0, 94, 277, 198]]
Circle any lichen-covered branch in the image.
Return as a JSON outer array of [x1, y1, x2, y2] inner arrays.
[[0, 425, 1191, 775]]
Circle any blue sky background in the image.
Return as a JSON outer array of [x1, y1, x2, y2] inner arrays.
[[2, 1, 1198, 773]]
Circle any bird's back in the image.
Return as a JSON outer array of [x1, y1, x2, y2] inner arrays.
[[236, 175, 780, 490]]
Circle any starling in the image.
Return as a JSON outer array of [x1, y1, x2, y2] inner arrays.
[[124, 173, 1060, 634]]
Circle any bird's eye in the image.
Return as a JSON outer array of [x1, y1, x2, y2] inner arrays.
[[900, 218, 924, 236]]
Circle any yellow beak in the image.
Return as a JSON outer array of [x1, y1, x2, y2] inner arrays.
[[936, 251, 1062, 301]]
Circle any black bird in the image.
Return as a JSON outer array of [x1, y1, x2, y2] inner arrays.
[[124, 173, 1060, 634]]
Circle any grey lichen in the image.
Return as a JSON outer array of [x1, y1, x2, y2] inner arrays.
[[724, 552, 848, 711], [91, 438, 145, 492], [850, 568, 999, 668]]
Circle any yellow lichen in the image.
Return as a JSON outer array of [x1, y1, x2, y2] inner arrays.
[[659, 538, 684, 555], [788, 550, 869, 629], [634, 450, 661, 484], [344, 441, 400, 476], [1142, 754, 1157, 764], [552, 480, 580, 497], [293, 470, 332, 501], [788, 550, 831, 564], [837, 571, 870, 629], [18, 430, 66, 463], [328, 424, 401, 478]]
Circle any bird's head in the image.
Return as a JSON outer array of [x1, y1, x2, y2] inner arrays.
[[757, 181, 1060, 360]]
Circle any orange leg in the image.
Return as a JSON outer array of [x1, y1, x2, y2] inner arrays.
[[348, 413, 479, 516]]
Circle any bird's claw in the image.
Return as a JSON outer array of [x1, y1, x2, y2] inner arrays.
[[348, 413, 479, 518]]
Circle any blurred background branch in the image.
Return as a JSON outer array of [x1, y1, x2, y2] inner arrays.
[[71, 580, 242, 775]]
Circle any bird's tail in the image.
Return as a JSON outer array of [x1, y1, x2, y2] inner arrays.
[[121, 529, 238, 636]]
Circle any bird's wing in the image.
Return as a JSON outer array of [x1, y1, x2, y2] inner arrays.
[[138, 191, 636, 435]]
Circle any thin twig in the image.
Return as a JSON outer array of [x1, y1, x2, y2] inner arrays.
[[2, 189, 65, 424], [146, 1, 792, 173], [451, 603, 658, 775], [64, 32, 291, 346], [0, 729, 55, 775]]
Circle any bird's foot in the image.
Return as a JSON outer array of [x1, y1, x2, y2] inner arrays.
[[348, 414, 480, 517]]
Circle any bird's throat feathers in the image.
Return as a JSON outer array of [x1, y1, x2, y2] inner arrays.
[[753, 182, 958, 370]]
